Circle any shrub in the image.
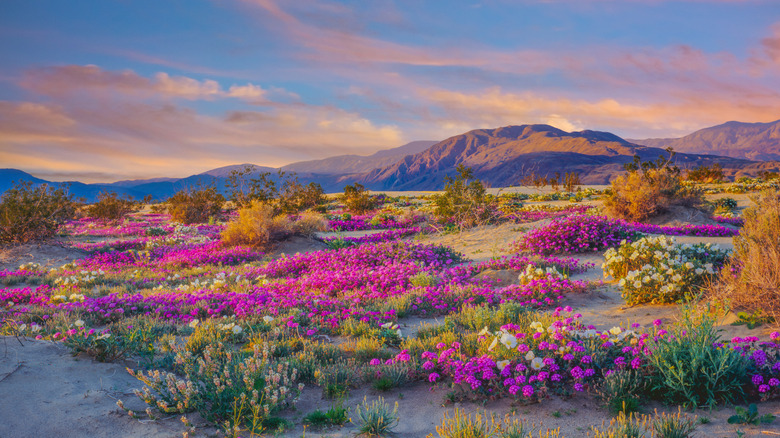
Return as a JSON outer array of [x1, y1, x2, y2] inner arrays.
[[594, 371, 644, 415], [710, 197, 738, 214], [605, 150, 705, 221], [432, 164, 497, 229], [86, 191, 138, 223], [167, 186, 225, 224], [713, 189, 780, 324], [603, 236, 728, 304], [435, 409, 558, 438], [686, 163, 724, 183], [221, 202, 292, 250], [647, 313, 748, 409], [343, 183, 377, 214], [292, 211, 328, 237], [513, 215, 641, 255], [0, 181, 77, 244], [351, 396, 399, 437], [278, 180, 326, 214], [649, 409, 697, 438]]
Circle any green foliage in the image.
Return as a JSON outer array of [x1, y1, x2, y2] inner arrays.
[[727, 404, 776, 425], [0, 181, 77, 244], [303, 400, 349, 428], [594, 371, 644, 415], [731, 310, 773, 329], [342, 183, 377, 214], [86, 191, 138, 223], [227, 165, 279, 208], [432, 164, 496, 229], [351, 396, 399, 437], [647, 312, 748, 409], [277, 179, 326, 214], [605, 149, 705, 221], [710, 197, 738, 213], [167, 185, 224, 224]]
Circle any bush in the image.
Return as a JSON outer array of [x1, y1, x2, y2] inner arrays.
[[647, 312, 749, 409], [278, 180, 326, 214], [86, 191, 138, 223], [513, 215, 641, 255], [713, 189, 780, 324], [603, 236, 728, 304], [221, 202, 292, 249], [343, 183, 377, 214], [351, 396, 399, 437], [686, 163, 724, 183], [0, 181, 77, 244], [292, 211, 328, 237], [167, 186, 224, 224], [605, 151, 705, 221], [432, 164, 497, 229]]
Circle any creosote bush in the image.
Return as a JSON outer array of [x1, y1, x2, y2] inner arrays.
[[167, 186, 225, 224], [432, 164, 497, 229], [343, 183, 377, 214], [713, 188, 780, 324], [604, 151, 705, 221], [86, 191, 138, 223], [221, 202, 293, 249], [0, 181, 77, 244]]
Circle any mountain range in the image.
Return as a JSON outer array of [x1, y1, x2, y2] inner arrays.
[[2, 120, 779, 201]]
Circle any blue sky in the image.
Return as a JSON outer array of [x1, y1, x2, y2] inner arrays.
[[1, 0, 779, 182]]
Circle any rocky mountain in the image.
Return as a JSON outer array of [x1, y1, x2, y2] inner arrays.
[[355, 124, 778, 189], [281, 141, 437, 175], [630, 119, 780, 161]]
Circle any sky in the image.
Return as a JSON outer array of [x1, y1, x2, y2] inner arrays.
[[1, 0, 779, 183]]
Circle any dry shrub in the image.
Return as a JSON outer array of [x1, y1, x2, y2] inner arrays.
[[86, 191, 138, 223], [167, 186, 224, 224], [713, 189, 780, 324], [604, 168, 705, 222], [221, 202, 292, 249], [0, 181, 77, 244], [293, 211, 328, 237]]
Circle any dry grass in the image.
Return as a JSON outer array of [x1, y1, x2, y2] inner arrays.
[[712, 188, 780, 325], [292, 211, 328, 237]]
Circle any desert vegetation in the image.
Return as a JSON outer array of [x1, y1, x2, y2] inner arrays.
[[2, 170, 780, 437]]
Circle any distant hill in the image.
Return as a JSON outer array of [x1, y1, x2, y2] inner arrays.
[[0, 169, 145, 201], [281, 141, 437, 175], [630, 119, 780, 161], [354, 124, 779, 189]]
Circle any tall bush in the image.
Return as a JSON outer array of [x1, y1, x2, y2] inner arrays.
[[0, 181, 77, 244], [86, 191, 138, 223], [713, 188, 780, 324], [342, 183, 376, 214], [221, 202, 292, 249], [167, 186, 224, 224], [432, 164, 497, 229]]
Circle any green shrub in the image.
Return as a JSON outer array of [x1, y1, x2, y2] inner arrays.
[[647, 312, 748, 409], [0, 181, 77, 244], [351, 396, 399, 437], [221, 202, 292, 249], [86, 191, 138, 223], [605, 150, 705, 221], [713, 189, 780, 324], [432, 164, 497, 229], [167, 186, 224, 224], [595, 371, 644, 415], [342, 183, 377, 214]]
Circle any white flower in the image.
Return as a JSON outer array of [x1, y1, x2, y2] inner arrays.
[[189, 319, 200, 329], [496, 360, 510, 371], [609, 326, 622, 336], [530, 357, 545, 370], [231, 325, 243, 335], [525, 351, 536, 361], [500, 332, 518, 349], [74, 319, 85, 327], [263, 315, 274, 323]]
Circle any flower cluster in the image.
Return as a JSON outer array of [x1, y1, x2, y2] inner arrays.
[[514, 215, 641, 255]]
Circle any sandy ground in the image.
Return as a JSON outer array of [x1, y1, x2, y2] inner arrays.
[[2, 195, 778, 437]]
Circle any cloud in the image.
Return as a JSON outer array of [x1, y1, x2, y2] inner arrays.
[[3, 66, 405, 182], [20, 65, 269, 102]]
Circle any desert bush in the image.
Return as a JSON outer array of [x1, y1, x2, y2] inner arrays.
[[86, 191, 138, 223], [167, 185, 224, 224], [435, 408, 558, 438], [221, 202, 292, 250], [605, 151, 705, 221], [710, 197, 738, 214], [713, 188, 780, 324], [603, 236, 728, 304], [648, 409, 697, 438], [278, 180, 326, 214], [513, 215, 641, 255], [595, 371, 644, 415], [342, 183, 377, 214], [0, 181, 77, 244], [226, 165, 279, 208], [292, 210, 328, 237], [351, 396, 399, 437], [647, 312, 748, 409], [432, 164, 498, 229], [686, 163, 724, 183]]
